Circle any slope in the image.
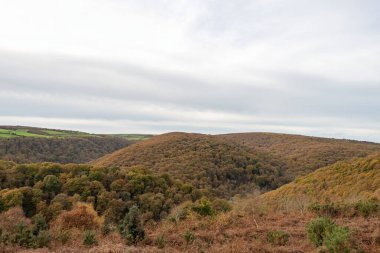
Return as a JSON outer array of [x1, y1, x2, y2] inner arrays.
[[92, 132, 286, 197], [219, 132, 380, 180], [261, 154, 380, 206]]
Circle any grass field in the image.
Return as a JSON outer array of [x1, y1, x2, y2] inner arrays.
[[111, 134, 154, 141], [0, 126, 153, 141]]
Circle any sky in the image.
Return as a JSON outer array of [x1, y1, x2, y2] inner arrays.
[[0, 0, 380, 142]]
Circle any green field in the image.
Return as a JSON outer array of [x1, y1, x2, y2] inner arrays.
[[0, 129, 49, 138], [111, 134, 154, 141], [0, 126, 153, 141]]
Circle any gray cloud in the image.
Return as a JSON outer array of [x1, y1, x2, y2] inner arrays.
[[0, 0, 379, 142]]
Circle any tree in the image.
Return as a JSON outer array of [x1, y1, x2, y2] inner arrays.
[[42, 175, 61, 198], [119, 205, 145, 244]]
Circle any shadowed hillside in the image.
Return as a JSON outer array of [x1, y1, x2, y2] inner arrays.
[[0, 126, 153, 163], [0, 136, 132, 163], [219, 132, 380, 180], [92, 132, 287, 197]]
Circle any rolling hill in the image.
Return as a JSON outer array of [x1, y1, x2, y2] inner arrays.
[[219, 132, 380, 180], [92, 132, 287, 197], [0, 126, 153, 163]]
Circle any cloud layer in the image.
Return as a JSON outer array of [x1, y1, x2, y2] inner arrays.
[[0, 0, 379, 141]]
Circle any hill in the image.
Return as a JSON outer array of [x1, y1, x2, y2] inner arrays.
[[260, 154, 380, 207], [219, 132, 380, 180], [92, 132, 287, 197], [0, 126, 153, 163]]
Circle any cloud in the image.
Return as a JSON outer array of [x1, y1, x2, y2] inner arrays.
[[0, 0, 379, 142]]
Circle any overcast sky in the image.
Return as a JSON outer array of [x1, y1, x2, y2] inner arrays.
[[0, 0, 379, 141]]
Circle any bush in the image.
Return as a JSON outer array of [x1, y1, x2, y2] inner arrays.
[[56, 203, 101, 230], [119, 205, 145, 244], [307, 217, 352, 252], [192, 198, 214, 216], [355, 199, 379, 218], [309, 202, 342, 217], [32, 214, 48, 236], [155, 234, 166, 249], [184, 231, 195, 245], [57, 230, 71, 245], [35, 230, 51, 248], [83, 230, 97, 246], [307, 217, 336, 247], [167, 203, 190, 223], [324, 226, 350, 253], [12, 221, 35, 248], [211, 199, 232, 213], [266, 230, 289, 246]]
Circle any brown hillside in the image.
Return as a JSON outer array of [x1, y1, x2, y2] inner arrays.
[[260, 154, 380, 208], [92, 132, 286, 197], [219, 132, 380, 179]]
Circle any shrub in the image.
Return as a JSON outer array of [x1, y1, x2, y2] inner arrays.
[[57, 229, 71, 245], [12, 221, 35, 248], [83, 230, 97, 246], [119, 205, 145, 244], [192, 198, 214, 216], [307, 217, 336, 247], [167, 202, 190, 223], [266, 230, 289, 246], [354, 199, 379, 218], [35, 230, 51, 248], [32, 214, 48, 236], [308, 202, 342, 217], [211, 199, 232, 213], [324, 226, 350, 253], [184, 231, 195, 245], [155, 234, 166, 249], [55, 203, 101, 230]]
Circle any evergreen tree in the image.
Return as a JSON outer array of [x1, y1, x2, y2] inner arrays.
[[119, 205, 145, 244]]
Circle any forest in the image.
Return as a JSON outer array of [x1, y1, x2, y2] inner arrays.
[[0, 132, 379, 252]]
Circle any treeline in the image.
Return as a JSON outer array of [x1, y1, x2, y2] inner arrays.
[[0, 136, 132, 163]]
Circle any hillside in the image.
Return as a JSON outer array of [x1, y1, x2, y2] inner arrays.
[[220, 132, 380, 180], [0, 126, 154, 163], [92, 132, 287, 197], [261, 154, 380, 207]]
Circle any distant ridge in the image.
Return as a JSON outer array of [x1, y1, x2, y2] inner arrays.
[[219, 132, 380, 179], [0, 126, 153, 163]]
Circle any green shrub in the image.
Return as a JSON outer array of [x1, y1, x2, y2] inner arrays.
[[155, 234, 166, 249], [119, 205, 145, 244], [35, 230, 51, 248], [83, 230, 97, 246], [307, 217, 336, 247], [192, 198, 214, 216], [32, 214, 48, 236], [324, 226, 350, 253], [12, 222, 35, 248], [355, 199, 379, 218], [307, 217, 352, 252], [266, 230, 289, 246], [184, 231, 195, 245]]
